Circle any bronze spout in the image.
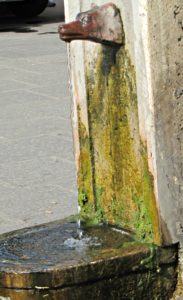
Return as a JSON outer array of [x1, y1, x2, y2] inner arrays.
[[58, 3, 125, 46]]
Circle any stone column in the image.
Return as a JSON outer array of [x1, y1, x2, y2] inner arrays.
[[63, 0, 183, 247]]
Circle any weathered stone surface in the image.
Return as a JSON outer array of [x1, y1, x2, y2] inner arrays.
[[60, 0, 183, 296], [0, 267, 178, 300], [63, 0, 183, 248], [62, 1, 162, 245], [148, 0, 183, 246], [81, 44, 160, 244]]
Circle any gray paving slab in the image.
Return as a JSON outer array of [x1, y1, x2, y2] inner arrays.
[[0, 13, 78, 234]]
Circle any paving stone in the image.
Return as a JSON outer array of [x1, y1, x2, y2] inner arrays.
[[0, 13, 77, 233]]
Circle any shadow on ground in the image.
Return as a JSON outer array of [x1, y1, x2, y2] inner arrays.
[[0, 3, 64, 33]]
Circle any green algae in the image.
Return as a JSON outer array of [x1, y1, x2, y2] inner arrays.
[[77, 45, 161, 244], [77, 110, 95, 221]]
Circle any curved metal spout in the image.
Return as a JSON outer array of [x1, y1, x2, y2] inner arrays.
[[58, 3, 125, 46]]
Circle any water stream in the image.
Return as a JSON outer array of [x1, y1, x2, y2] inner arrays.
[[77, 204, 83, 239]]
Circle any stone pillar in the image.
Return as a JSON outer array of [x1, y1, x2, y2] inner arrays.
[[63, 0, 183, 247], [148, 1, 183, 246]]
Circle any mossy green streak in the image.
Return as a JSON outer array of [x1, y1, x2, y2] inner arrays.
[[78, 45, 161, 244]]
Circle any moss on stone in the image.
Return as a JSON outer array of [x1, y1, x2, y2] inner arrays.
[[78, 45, 161, 244], [77, 110, 95, 221]]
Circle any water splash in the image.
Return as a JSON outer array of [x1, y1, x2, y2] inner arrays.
[[63, 236, 101, 250]]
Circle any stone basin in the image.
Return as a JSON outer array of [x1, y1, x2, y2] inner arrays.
[[0, 218, 178, 299]]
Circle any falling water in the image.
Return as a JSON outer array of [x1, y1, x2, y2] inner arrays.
[[77, 205, 83, 239]]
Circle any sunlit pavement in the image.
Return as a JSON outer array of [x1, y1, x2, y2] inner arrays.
[[0, 6, 78, 234]]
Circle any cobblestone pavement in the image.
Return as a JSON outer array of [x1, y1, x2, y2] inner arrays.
[[0, 11, 78, 234]]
